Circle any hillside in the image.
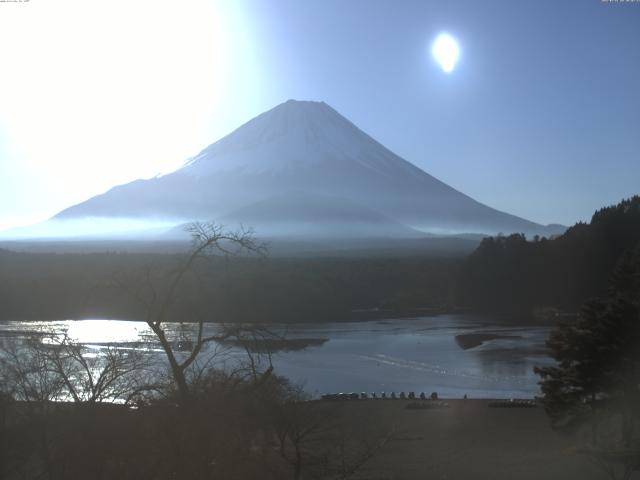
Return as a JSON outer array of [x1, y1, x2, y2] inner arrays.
[[458, 196, 640, 313]]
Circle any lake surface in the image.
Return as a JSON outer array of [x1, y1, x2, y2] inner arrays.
[[0, 315, 553, 399]]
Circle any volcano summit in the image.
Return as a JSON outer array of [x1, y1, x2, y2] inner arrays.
[[52, 100, 561, 240]]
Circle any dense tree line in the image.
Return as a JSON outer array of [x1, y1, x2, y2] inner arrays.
[[457, 196, 640, 314], [0, 246, 458, 323]]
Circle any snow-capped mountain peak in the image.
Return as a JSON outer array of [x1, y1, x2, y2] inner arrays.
[[49, 99, 562, 238], [182, 99, 418, 178]]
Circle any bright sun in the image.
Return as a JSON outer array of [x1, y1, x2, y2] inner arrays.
[[431, 33, 460, 73], [0, 0, 255, 230]]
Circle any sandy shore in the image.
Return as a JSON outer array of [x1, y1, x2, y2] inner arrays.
[[323, 399, 609, 480]]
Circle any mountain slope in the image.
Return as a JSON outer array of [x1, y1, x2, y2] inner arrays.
[[53, 100, 560, 237], [219, 191, 425, 239]]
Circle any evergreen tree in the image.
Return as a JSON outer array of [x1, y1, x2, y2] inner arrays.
[[535, 244, 640, 479], [459, 196, 640, 313]]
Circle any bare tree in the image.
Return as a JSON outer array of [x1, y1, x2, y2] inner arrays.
[[45, 335, 151, 405], [0, 332, 153, 480], [0, 335, 65, 404], [115, 221, 267, 405], [271, 388, 394, 480], [273, 387, 331, 480], [1, 332, 150, 406]]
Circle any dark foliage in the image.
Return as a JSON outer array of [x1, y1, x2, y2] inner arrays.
[[0, 368, 389, 480], [535, 246, 640, 479], [458, 196, 640, 313], [0, 250, 458, 323]]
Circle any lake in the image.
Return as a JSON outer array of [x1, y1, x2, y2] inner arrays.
[[0, 315, 553, 399]]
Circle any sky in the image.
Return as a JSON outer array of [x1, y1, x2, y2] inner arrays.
[[0, 0, 638, 231]]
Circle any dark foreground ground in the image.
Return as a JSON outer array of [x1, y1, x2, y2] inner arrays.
[[2, 398, 618, 479], [333, 399, 611, 480]]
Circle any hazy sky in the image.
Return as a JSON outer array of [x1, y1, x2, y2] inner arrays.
[[0, 0, 638, 230]]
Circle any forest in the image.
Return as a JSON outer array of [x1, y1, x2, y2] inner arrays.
[[0, 248, 458, 323], [458, 196, 640, 313], [0, 196, 638, 324]]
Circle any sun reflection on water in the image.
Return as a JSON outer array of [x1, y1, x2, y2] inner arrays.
[[64, 319, 152, 345]]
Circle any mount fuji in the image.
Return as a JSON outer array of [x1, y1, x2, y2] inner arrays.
[[50, 99, 561, 240]]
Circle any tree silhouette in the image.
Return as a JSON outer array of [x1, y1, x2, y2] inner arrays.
[[115, 221, 268, 405], [535, 245, 640, 480], [459, 196, 640, 314]]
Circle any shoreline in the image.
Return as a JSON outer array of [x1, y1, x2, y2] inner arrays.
[[0, 309, 559, 326]]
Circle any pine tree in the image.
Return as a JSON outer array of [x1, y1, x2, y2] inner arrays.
[[535, 244, 640, 479]]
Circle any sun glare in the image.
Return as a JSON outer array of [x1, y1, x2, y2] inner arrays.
[[0, 0, 244, 229], [431, 33, 460, 73]]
